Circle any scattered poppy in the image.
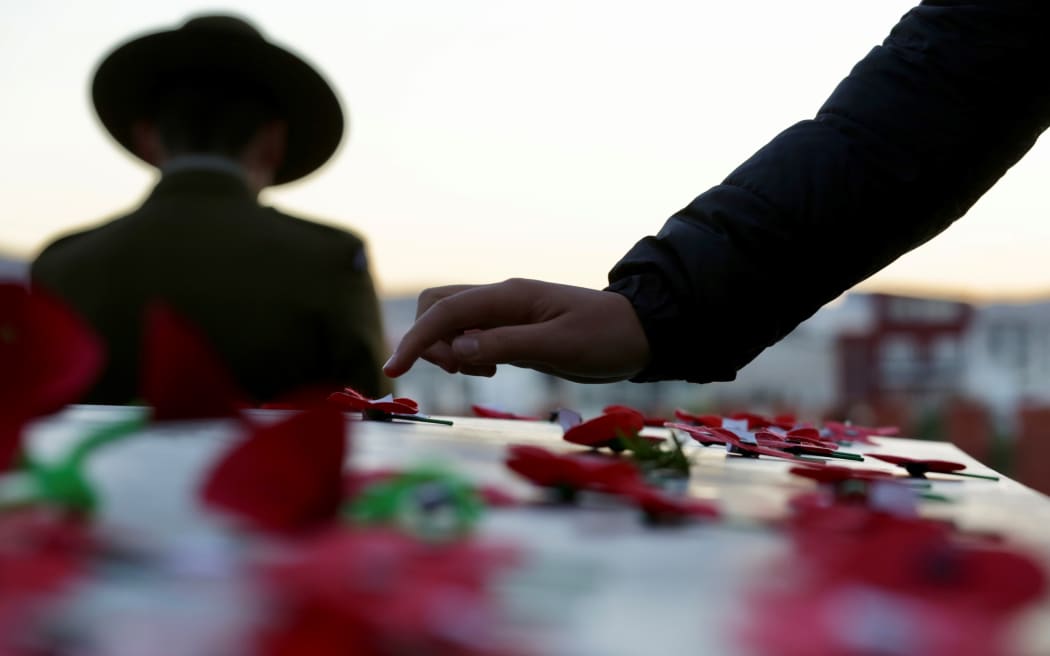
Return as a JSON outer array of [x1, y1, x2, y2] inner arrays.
[[755, 432, 862, 461], [868, 454, 966, 478], [665, 422, 736, 446], [671, 409, 723, 427], [201, 408, 348, 535], [141, 303, 248, 421], [781, 427, 835, 445], [666, 422, 807, 461], [328, 387, 419, 415], [562, 410, 652, 452], [328, 387, 452, 425], [726, 411, 796, 431], [602, 404, 667, 427], [789, 465, 916, 512]]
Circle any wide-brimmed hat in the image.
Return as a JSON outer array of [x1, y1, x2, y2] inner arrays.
[[92, 14, 344, 185]]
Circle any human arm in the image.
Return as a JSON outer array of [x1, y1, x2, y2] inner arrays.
[[609, 0, 1050, 383]]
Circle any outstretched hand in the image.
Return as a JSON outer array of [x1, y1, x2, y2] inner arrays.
[[383, 278, 650, 383]]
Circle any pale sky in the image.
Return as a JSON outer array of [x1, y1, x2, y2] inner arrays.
[[3, 0, 1049, 298]]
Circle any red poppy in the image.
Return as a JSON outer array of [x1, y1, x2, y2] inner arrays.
[[666, 422, 808, 461], [562, 410, 652, 451], [665, 422, 735, 446], [328, 386, 420, 415], [602, 404, 667, 427], [505, 445, 641, 500], [673, 410, 800, 432], [741, 583, 1014, 656], [746, 497, 1047, 656], [256, 528, 520, 656], [867, 454, 968, 478], [789, 466, 913, 513], [471, 405, 541, 421], [753, 432, 862, 460], [141, 303, 248, 421], [201, 408, 348, 535], [0, 284, 103, 470], [726, 411, 796, 430], [671, 409, 723, 427], [781, 426, 836, 445], [822, 420, 899, 445]]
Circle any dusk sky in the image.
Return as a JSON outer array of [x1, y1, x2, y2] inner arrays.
[[3, 0, 1049, 298]]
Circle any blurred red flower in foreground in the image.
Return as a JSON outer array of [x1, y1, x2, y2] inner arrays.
[[745, 504, 1048, 656], [506, 445, 640, 502], [623, 486, 720, 525], [0, 284, 103, 471], [0, 509, 94, 651], [256, 528, 521, 656], [201, 408, 348, 536], [141, 303, 248, 421], [790, 464, 895, 486]]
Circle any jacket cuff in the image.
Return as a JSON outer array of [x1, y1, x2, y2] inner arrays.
[[605, 269, 741, 384]]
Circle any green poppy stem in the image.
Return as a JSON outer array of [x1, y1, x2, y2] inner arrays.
[[67, 415, 147, 468], [387, 413, 454, 426], [824, 451, 865, 462], [951, 471, 1000, 481]]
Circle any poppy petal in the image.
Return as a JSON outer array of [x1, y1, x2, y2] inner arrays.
[[201, 407, 348, 534]]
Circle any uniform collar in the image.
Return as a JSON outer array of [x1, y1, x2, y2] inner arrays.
[[146, 165, 258, 203], [161, 154, 247, 180]]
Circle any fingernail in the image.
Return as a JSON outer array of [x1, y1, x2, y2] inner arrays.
[[383, 353, 397, 371], [453, 335, 480, 359]]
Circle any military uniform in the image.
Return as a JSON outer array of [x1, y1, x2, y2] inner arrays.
[[33, 166, 389, 402]]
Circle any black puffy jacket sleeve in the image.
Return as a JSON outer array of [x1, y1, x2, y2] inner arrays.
[[607, 1, 1050, 383]]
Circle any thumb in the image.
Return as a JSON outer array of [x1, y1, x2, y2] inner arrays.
[[451, 324, 557, 366]]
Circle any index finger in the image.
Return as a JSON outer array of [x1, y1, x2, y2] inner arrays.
[[383, 279, 537, 377], [414, 284, 476, 319]]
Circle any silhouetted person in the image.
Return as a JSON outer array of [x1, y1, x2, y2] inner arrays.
[[32, 14, 390, 403]]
